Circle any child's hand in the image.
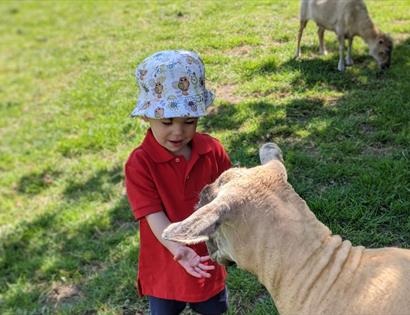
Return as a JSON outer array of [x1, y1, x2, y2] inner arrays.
[[173, 245, 215, 278], [145, 212, 216, 278]]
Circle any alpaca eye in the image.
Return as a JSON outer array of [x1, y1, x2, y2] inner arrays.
[[379, 39, 384, 45]]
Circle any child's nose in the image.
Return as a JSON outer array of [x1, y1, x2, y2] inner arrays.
[[172, 123, 184, 135]]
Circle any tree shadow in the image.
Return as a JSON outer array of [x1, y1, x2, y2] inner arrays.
[[283, 57, 376, 91], [4, 34, 409, 315], [202, 97, 332, 165], [63, 166, 123, 201], [17, 168, 62, 195], [198, 37, 410, 314], [0, 186, 141, 313], [277, 36, 410, 93], [202, 38, 410, 247]]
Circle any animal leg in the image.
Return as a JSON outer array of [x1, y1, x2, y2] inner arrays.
[[317, 26, 327, 55], [337, 34, 345, 72], [345, 37, 354, 66], [295, 20, 308, 59]]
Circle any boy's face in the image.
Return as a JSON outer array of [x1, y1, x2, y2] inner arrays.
[[144, 117, 198, 156]]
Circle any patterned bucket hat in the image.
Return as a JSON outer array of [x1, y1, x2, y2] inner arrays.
[[131, 50, 215, 119]]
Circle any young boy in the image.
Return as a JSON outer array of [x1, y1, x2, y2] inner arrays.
[[125, 50, 231, 315]]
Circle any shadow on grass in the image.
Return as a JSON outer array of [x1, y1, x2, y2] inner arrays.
[[203, 97, 330, 167], [200, 39, 409, 314], [17, 169, 62, 195], [0, 190, 142, 314], [202, 38, 410, 245], [4, 37, 409, 315], [282, 37, 410, 92], [63, 166, 123, 201]]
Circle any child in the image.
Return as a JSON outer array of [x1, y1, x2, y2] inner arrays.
[[125, 50, 231, 315]]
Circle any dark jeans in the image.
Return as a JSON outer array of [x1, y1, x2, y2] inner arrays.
[[148, 288, 228, 315]]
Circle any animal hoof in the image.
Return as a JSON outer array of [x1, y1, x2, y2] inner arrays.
[[345, 57, 353, 66], [294, 50, 301, 59], [259, 143, 284, 165], [337, 59, 346, 71]]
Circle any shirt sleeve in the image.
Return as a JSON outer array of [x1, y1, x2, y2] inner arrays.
[[125, 153, 163, 220]]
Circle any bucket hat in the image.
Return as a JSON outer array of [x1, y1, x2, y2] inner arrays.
[[131, 50, 215, 119]]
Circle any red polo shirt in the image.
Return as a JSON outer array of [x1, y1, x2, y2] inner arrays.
[[125, 129, 231, 302]]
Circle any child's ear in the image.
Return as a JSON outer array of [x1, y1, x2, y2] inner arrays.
[[141, 116, 149, 122]]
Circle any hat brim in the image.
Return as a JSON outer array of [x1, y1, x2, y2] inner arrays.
[[130, 89, 215, 118]]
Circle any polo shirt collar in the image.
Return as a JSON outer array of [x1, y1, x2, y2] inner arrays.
[[142, 129, 212, 163]]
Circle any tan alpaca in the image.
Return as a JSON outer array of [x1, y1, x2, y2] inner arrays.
[[295, 0, 393, 71], [164, 143, 410, 315]]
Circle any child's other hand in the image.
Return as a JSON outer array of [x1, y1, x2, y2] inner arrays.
[[173, 245, 215, 278]]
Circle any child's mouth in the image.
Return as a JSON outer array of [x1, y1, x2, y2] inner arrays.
[[169, 140, 183, 147]]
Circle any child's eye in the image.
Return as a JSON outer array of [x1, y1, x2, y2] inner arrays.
[[185, 120, 195, 124], [161, 121, 172, 126]]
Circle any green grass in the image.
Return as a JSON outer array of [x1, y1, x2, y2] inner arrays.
[[1, 0, 409, 314]]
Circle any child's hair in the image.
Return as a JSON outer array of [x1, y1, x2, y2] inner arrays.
[[130, 50, 214, 119]]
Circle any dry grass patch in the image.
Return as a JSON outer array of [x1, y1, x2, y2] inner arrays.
[[394, 33, 410, 43], [392, 19, 410, 26], [362, 145, 398, 157], [47, 283, 82, 306], [250, 89, 292, 98], [225, 45, 254, 57], [319, 95, 341, 107], [214, 84, 244, 104]]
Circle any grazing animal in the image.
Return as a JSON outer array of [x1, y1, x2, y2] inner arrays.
[[295, 0, 393, 71], [163, 143, 410, 315]]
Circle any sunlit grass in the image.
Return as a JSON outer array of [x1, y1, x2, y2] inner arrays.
[[1, 0, 409, 314]]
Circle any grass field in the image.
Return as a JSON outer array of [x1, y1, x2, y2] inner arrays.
[[1, 0, 409, 314]]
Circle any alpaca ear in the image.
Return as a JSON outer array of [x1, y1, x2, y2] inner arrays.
[[259, 142, 288, 182], [162, 200, 230, 245], [259, 142, 284, 165]]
